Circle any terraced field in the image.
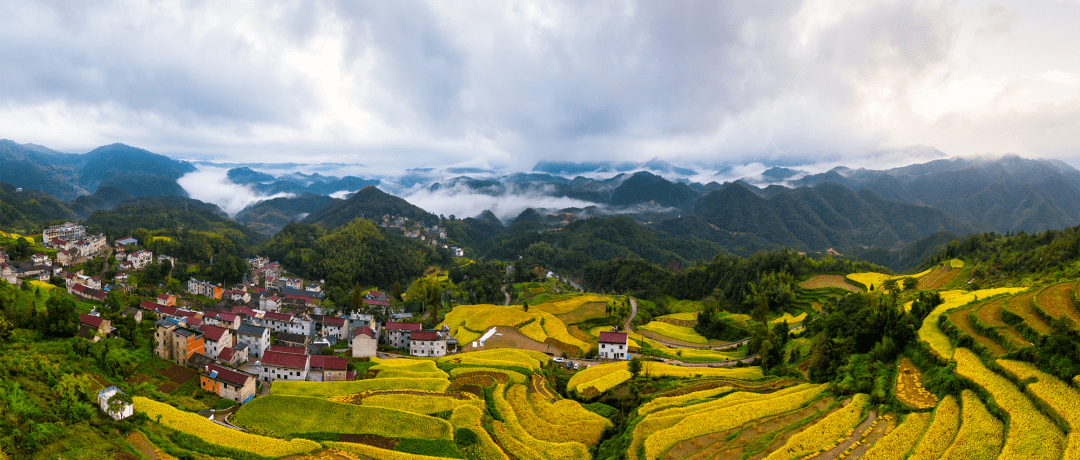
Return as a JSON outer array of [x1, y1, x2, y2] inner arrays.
[[1003, 290, 1053, 334], [1035, 282, 1080, 326], [798, 274, 860, 292], [972, 297, 1030, 349], [917, 263, 962, 290], [946, 305, 1007, 355]]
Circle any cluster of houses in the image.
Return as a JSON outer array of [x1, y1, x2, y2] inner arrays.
[[43, 222, 109, 267], [0, 251, 63, 285]]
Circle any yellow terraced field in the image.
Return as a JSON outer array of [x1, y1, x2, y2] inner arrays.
[[908, 394, 960, 460], [940, 390, 1004, 460], [996, 359, 1080, 459], [798, 274, 861, 292], [532, 295, 609, 315], [637, 321, 708, 344], [954, 348, 1064, 460], [973, 297, 1030, 349], [918, 288, 1027, 359], [1004, 291, 1052, 334], [861, 412, 931, 460], [439, 348, 548, 372], [764, 393, 870, 460], [1035, 282, 1080, 326]]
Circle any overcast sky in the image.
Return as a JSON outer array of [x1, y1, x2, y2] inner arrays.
[[0, 0, 1076, 172]]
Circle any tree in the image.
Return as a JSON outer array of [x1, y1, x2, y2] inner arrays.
[[350, 284, 364, 315], [41, 295, 79, 338], [0, 317, 13, 343], [106, 391, 133, 420], [522, 301, 529, 313], [628, 357, 643, 379], [902, 277, 918, 291]]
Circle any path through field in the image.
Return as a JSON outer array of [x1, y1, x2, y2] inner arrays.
[[501, 285, 510, 306], [624, 297, 637, 332]]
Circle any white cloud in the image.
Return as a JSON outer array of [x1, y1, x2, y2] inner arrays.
[[403, 185, 603, 223], [176, 166, 294, 215]]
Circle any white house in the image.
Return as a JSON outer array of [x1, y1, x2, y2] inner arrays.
[[258, 350, 309, 382], [236, 323, 270, 358], [384, 321, 422, 349], [322, 316, 347, 340], [598, 331, 629, 360], [409, 330, 447, 357], [97, 386, 133, 420]]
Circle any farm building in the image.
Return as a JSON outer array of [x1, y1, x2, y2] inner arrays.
[[598, 331, 629, 360]]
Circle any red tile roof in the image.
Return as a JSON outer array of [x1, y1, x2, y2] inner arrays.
[[267, 345, 307, 355], [175, 309, 199, 319], [186, 317, 202, 327], [308, 355, 348, 370], [157, 293, 171, 300], [354, 326, 375, 339], [410, 331, 440, 341], [385, 321, 422, 331], [216, 313, 238, 323], [598, 331, 628, 344], [260, 350, 308, 370], [203, 363, 252, 387], [80, 314, 104, 328], [323, 317, 346, 327], [263, 312, 292, 322], [199, 324, 228, 342], [156, 305, 178, 316], [139, 300, 160, 310], [217, 347, 235, 362], [71, 284, 88, 293]]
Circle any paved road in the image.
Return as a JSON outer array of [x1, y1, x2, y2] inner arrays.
[[624, 297, 638, 332]]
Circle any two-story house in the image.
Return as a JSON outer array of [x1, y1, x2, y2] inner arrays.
[[598, 331, 629, 360], [200, 364, 256, 404], [384, 321, 422, 349]]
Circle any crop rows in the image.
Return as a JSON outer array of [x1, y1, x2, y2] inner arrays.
[[271, 378, 450, 398], [1034, 282, 1080, 325], [972, 298, 1029, 349], [531, 295, 608, 315], [997, 359, 1080, 459], [860, 412, 931, 460], [627, 384, 823, 460], [940, 390, 1003, 459], [946, 306, 1007, 355], [438, 348, 548, 371], [637, 321, 708, 344], [505, 384, 607, 446], [797, 274, 861, 292], [362, 393, 485, 415], [769, 312, 806, 325], [918, 288, 1027, 359], [894, 357, 938, 409], [908, 394, 959, 460], [133, 396, 320, 457], [953, 347, 1065, 459], [234, 395, 454, 440], [490, 384, 591, 460], [916, 265, 955, 290], [323, 441, 450, 460], [449, 367, 526, 384], [527, 391, 611, 427], [1003, 291, 1052, 334], [763, 393, 870, 460], [637, 385, 733, 415]]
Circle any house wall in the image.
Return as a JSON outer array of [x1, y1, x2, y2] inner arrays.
[[599, 342, 627, 360], [259, 365, 308, 382], [410, 339, 446, 357], [352, 336, 377, 358]]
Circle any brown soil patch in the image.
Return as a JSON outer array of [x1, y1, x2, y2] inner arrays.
[[161, 364, 197, 385], [917, 265, 960, 290], [545, 337, 580, 358], [846, 413, 896, 459], [451, 384, 483, 398], [974, 297, 1030, 349], [1005, 291, 1052, 334], [479, 326, 561, 355], [1035, 282, 1080, 325], [331, 389, 472, 405], [157, 382, 180, 393], [125, 431, 177, 460], [799, 275, 861, 292], [672, 396, 836, 460], [895, 357, 938, 410], [338, 433, 398, 450], [947, 306, 1006, 356]]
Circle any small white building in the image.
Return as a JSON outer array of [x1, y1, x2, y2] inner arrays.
[[97, 386, 133, 420], [598, 331, 629, 360], [409, 330, 447, 357]]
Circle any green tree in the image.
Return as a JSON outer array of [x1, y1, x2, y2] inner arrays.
[[628, 357, 643, 379], [106, 391, 134, 420], [0, 317, 13, 343], [41, 295, 79, 338]]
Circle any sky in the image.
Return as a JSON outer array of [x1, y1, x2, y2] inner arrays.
[[0, 0, 1077, 173]]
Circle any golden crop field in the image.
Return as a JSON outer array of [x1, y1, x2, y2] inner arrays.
[[769, 312, 806, 325], [449, 367, 527, 384], [505, 384, 607, 445], [996, 359, 1080, 459], [798, 274, 862, 292], [657, 311, 700, 321], [917, 288, 1027, 359], [860, 412, 931, 460], [134, 396, 320, 457], [271, 378, 450, 398], [637, 321, 708, 344], [568, 361, 761, 395], [442, 304, 588, 353], [939, 390, 1003, 460], [908, 394, 960, 460], [764, 393, 870, 460], [637, 385, 733, 415], [490, 384, 591, 460], [371, 358, 450, 379], [528, 392, 611, 428], [438, 348, 548, 371], [324, 441, 453, 460], [449, 405, 510, 460], [894, 357, 938, 409], [531, 295, 609, 315], [1035, 282, 1080, 326], [954, 348, 1065, 460], [361, 393, 484, 415]]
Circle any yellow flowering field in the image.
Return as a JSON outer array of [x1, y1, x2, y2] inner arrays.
[[997, 359, 1080, 459], [637, 321, 708, 344], [442, 304, 588, 353], [637, 385, 733, 415], [506, 384, 607, 445], [954, 347, 1064, 460], [491, 385, 591, 460], [569, 361, 762, 396], [908, 394, 960, 460], [531, 295, 608, 315], [918, 288, 1027, 359], [234, 395, 454, 440], [567, 361, 627, 391], [627, 384, 822, 460], [528, 392, 611, 428], [641, 384, 825, 460], [439, 348, 548, 371], [362, 393, 484, 415], [764, 393, 870, 460], [769, 312, 806, 324], [270, 378, 450, 398], [860, 412, 931, 460], [657, 311, 699, 321], [449, 367, 527, 384], [134, 396, 320, 457], [940, 390, 1003, 460]]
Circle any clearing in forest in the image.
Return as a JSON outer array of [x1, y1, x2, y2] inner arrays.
[[798, 274, 861, 292]]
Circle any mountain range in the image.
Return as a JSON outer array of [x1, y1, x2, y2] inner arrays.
[[5, 138, 1080, 272]]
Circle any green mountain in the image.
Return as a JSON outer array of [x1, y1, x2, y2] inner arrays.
[[300, 185, 438, 230], [0, 181, 77, 234], [694, 181, 981, 252], [609, 171, 701, 208], [85, 195, 263, 249], [236, 194, 336, 236]]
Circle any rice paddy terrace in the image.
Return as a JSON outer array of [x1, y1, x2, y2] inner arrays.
[[121, 266, 1080, 460]]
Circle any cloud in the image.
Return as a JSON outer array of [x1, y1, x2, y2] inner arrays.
[[0, 0, 1074, 169], [402, 184, 604, 223], [176, 166, 294, 215]]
